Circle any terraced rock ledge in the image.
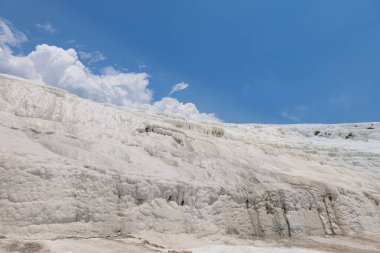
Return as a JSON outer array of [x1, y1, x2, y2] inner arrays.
[[0, 74, 379, 252]]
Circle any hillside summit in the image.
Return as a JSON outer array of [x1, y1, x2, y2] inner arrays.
[[0, 74, 379, 252]]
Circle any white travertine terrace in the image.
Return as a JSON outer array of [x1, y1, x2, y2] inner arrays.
[[0, 74, 379, 246]]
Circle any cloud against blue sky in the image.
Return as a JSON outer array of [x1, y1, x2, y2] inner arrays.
[[78, 50, 106, 64], [0, 18, 26, 47], [36, 22, 58, 34], [0, 18, 219, 122], [169, 82, 189, 95], [0, 0, 379, 123]]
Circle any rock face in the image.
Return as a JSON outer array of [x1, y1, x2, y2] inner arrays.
[[0, 74, 379, 240]]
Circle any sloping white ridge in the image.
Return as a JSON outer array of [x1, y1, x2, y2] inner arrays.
[[0, 74, 379, 244]]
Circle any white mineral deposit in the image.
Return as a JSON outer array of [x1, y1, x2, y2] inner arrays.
[[0, 74, 379, 252]]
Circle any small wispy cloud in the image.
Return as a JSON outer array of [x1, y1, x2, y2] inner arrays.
[[78, 50, 106, 64], [280, 106, 310, 122], [280, 111, 300, 122], [0, 17, 27, 47], [65, 39, 76, 45], [36, 22, 58, 34], [330, 93, 352, 112], [138, 64, 146, 69], [136, 59, 147, 69], [169, 82, 189, 95]]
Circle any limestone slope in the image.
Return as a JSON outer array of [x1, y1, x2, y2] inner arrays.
[[0, 74, 379, 240]]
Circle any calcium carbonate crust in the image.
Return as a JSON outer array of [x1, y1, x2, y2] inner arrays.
[[0, 74, 379, 240]]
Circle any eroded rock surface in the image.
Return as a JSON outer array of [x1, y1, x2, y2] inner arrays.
[[0, 74, 379, 240]]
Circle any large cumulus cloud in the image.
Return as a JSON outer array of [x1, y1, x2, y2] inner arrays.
[[0, 18, 219, 122]]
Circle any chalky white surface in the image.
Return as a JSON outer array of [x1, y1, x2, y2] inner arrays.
[[0, 74, 379, 250]]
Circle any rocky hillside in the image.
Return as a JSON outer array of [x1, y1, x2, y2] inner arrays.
[[0, 74, 379, 241]]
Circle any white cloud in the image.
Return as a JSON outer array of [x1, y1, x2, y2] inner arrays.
[[78, 50, 106, 64], [330, 93, 352, 112], [66, 39, 76, 45], [0, 18, 27, 47], [280, 112, 300, 122], [280, 106, 310, 122], [36, 22, 58, 34], [12, 44, 152, 106], [169, 82, 189, 95], [0, 18, 220, 122], [151, 97, 220, 122]]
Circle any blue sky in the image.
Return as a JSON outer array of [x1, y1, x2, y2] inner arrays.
[[0, 0, 379, 123]]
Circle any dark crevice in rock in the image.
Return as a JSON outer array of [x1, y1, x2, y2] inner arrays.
[[75, 211, 80, 222], [323, 195, 336, 235], [138, 124, 186, 137], [29, 128, 42, 134], [115, 175, 123, 216], [364, 192, 379, 206], [283, 214, 291, 237], [136, 199, 145, 205], [280, 192, 291, 237], [138, 124, 187, 147], [265, 203, 270, 214]]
